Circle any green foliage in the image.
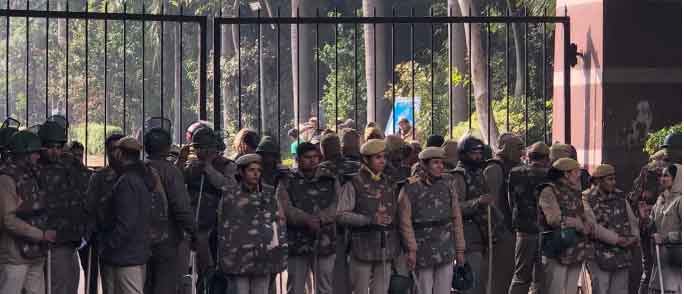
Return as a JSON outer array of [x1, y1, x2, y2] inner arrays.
[[644, 124, 682, 155], [70, 123, 123, 155]]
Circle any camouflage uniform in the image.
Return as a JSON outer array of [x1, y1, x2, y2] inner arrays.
[[583, 187, 639, 294], [218, 183, 283, 294], [507, 163, 548, 294], [397, 173, 466, 294], [337, 167, 402, 294], [39, 154, 90, 294], [277, 168, 339, 294], [319, 158, 359, 294], [0, 162, 48, 294], [538, 181, 594, 294]]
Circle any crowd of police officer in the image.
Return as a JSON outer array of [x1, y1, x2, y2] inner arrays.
[[0, 115, 680, 294]]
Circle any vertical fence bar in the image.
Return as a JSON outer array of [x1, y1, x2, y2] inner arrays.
[[85, 2, 89, 165], [410, 8, 415, 140], [542, 17, 548, 144], [104, 2, 108, 159], [160, 4, 164, 121], [353, 13, 357, 130], [430, 8, 435, 135], [391, 7, 395, 135], [276, 7, 280, 145], [448, 7, 452, 139], [66, 0, 69, 123], [24, 0, 28, 125], [467, 8, 472, 131], [258, 9, 262, 133], [524, 8, 528, 145], [122, 2, 126, 133], [486, 7, 491, 142], [44, 0, 48, 119], [372, 7, 376, 123], [334, 8, 338, 132], [213, 17, 221, 131], [505, 7, 510, 132], [237, 9, 241, 129], [142, 1, 146, 142], [563, 17, 571, 143], [295, 7, 298, 142], [199, 15, 207, 122], [178, 4, 183, 142], [5, 0, 8, 118], [315, 8, 319, 129]]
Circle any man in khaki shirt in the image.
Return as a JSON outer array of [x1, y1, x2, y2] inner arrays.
[[397, 147, 465, 294], [0, 131, 56, 294]]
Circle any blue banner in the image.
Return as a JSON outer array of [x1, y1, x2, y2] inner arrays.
[[385, 97, 421, 135]]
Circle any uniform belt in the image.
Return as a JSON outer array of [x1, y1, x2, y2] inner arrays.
[[412, 219, 450, 229]]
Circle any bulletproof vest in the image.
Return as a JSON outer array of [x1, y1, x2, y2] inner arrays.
[[539, 182, 593, 265], [38, 155, 90, 244], [186, 157, 234, 230], [485, 158, 518, 230], [218, 184, 281, 275], [584, 188, 632, 271], [349, 169, 401, 262], [285, 169, 337, 256], [319, 158, 360, 185], [404, 175, 456, 268], [509, 165, 548, 234], [264, 182, 288, 274], [631, 160, 669, 206], [142, 161, 172, 245], [386, 160, 411, 184], [449, 164, 496, 246], [0, 163, 48, 259]]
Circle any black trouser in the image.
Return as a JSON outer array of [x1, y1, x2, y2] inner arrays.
[[78, 243, 99, 294], [638, 234, 653, 294], [508, 232, 542, 294], [145, 241, 187, 294]]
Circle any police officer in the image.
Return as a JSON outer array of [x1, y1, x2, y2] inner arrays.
[[384, 135, 411, 184], [549, 143, 591, 191], [448, 136, 496, 294], [85, 133, 124, 294], [143, 124, 196, 294], [337, 139, 404, 294], [184, 128, 238, 280], [508, 142, 550, 294], [217, 154, 285, 294], [583, 164, 639, 294], [629, 132, 681, 294], [37, 121, 90, 294], [538, 158, 594, 294], [397, 147, 466, 294], [0, 118, 19, 163], [277, 142, 339, 294], [340, 128, 361, 162], [257, 136, 287, 187], [483, 134, 523, 294], [0, 131, 55, 294]]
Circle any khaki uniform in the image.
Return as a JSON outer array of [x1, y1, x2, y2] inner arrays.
[[583, 187, 639, 294], [218, 183, 284, 294], [507, 163, 548, 294], [337, 168, 402, 294], [538, 180, 619, 294], [277, 168, 340, 294], [647, 188, 681, 294], [483, 158, 517, 294], [0, 163, 47, 294], [397, 173, 465, 294]]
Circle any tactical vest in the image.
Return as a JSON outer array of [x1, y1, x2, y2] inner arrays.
[[585, 188, 633, 271], [0, 163, 48, 259], [186, 157, 234, 230], [142, 161, 171, 246], [349, 170, 400, 262], [509, 165, 548, 234], [264, 182, 288, 274], [485, 159, 518, 230], [39, 155, 90, 244], [286, 170, 337, 256], [449, 165, 494, 247], [319, 158, 360, 185], [539, 182, 593, 265], [404, 176, 456, 268], [91, 167, 118, 230], [218, 184, 280, 275]]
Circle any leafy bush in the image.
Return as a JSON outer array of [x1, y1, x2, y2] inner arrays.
[[643, 124, 682, 155], [70, 123, 123, 155]]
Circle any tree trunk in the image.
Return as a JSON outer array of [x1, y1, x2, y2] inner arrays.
[[221, 0, 237, 132], [458, 0, 500, 144], [362, 0, 392, 130], [174, 20, 184, 143], [448, 0, 469, 127], [291, 0, 317, 125], [506, 0, 525, 98]]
